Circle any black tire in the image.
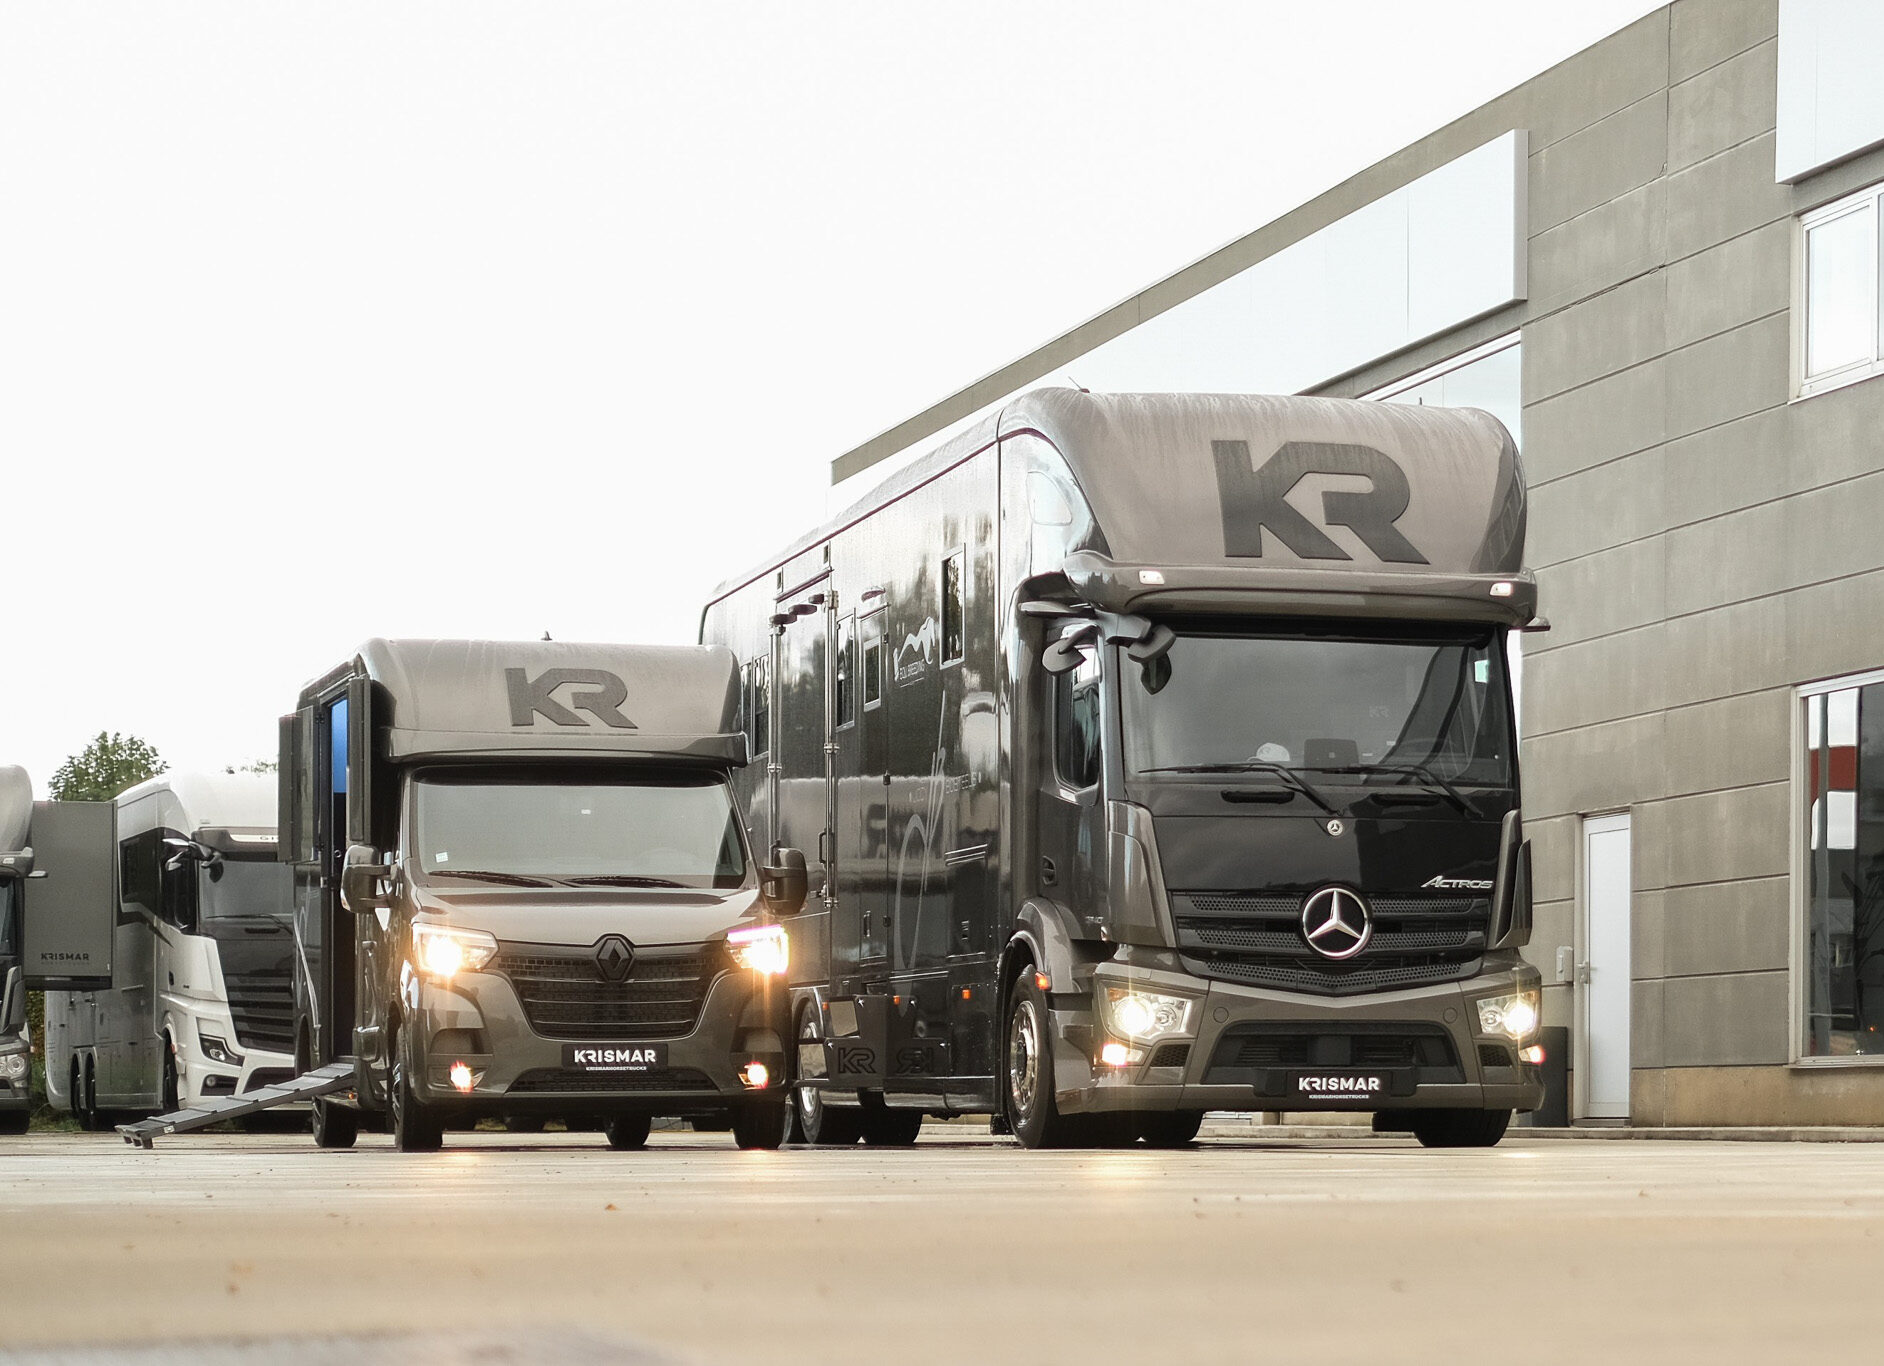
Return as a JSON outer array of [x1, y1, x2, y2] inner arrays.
[[792, 1009, 862, 1145], [160, 1038, 181, 1114], [0, 1110, 29, 1135], [858, 1103, 923, 1146], [604, 1114, 652, 1150], [390, 1024, 444, 1153], [78, 1056, 101, 1132], [1004, 967, 1086, 1149], [731, 1099, 789, 1150], [1130, 1110, 1205, 1148], [310, 1094, 359, 1149], [1410, 1108, 1511, 1149]]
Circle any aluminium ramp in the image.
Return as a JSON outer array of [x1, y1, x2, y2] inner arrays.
[[116, 1062, 355, 1149]]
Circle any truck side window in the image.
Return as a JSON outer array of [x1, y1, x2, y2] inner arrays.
[[941, 550, 965, 666], [749, 658, 770, 757], [119, 831, 161, 918], [835, 615, 855, 728], [862, 622, 883, 710], [160, 855, 198, 933], [1054, 653, 1102, 790]]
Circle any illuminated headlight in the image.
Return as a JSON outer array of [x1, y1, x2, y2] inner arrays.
[[1103, 987, 1195, 1043], [1478, 990, 1540, 1041], [727, 924, 790, 976], [412, 923, 498, 981], [0, 1052, 27, 1082], [198, 1033, 243, 1068]]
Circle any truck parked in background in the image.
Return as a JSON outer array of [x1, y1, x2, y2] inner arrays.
[[279, 639, 802, 1152], [0, 766, 35, 1133], [39, 774, 298, 1127], [702, 388, 1545, 1148]]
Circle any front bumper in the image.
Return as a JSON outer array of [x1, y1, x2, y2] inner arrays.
[[1053, 954, 1545, 1116], [408, 964, 788, 1115]]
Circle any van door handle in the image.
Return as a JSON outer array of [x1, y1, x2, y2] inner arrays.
[[1040, 857, 1057, 886]]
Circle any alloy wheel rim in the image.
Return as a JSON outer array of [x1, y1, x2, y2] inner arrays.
[[1009, 999, 1040, 1118]]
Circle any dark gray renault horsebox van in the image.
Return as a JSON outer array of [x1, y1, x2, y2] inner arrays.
[[276, 639, 803, 1152], [702, 388, 1545, 1149]]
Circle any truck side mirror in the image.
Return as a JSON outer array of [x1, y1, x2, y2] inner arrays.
[[340, 843, 393, 914], [761, 847, 808, 917]]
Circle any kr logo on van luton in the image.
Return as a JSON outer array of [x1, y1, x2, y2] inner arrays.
[[505, 668, 636, 729], [1211, 440, 1429, 564]]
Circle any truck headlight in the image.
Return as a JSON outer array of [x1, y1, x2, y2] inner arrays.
[[0, 1052, 27, 1082], [727, 924, 789, 976], [413, 923, 498, 981], [198, 1033, 243, 1068], [1103, 987, 1195, 1043], [1478, 990, 1540, 1041]]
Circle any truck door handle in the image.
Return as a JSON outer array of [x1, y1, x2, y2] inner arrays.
[[1040, 857, 1057, 886]]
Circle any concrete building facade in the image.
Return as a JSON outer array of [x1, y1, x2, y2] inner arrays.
[[832, 0, 1884, 1126]]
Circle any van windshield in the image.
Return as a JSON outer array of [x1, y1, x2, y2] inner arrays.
[[198, 857, 294, 923], [1123, 628, 1515, 791], [412, 773, 748, 890]]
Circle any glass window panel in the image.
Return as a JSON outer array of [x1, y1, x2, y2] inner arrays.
[[1805, 205, 1877, 378], [1804, 682, 1884, 1057], [941, 552, 965, 665], [835, 616, 854, 728]]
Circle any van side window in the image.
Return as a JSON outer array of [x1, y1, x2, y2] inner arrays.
[[1054, 652, 1102, 790], [835, 615, 855, 728], [941, 550, 965, 666]]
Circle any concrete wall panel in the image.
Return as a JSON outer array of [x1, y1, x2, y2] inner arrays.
[[1659, 406, 1790, 531], [1523, 711, 1665, 821], [1661, 875, 1789, 978], [1526, 180, 1664, 318], [1524, 628, 1668, 737], [1632, 977, 1666, 1067], [1529, 93, 1669, 235], [1523, 270, 1666, 404], [1533, 534, 1668, 649], [1663, 311, 1790, 435], [1649, 1063, 1884, 1126], [1662, 688, 1791, 798], [1633, 887, 1668, 981], [1521, 358, 1667, 484], [1664, 133, 1793, 261], [1659, 597, 1789, 709], [1664, 219, 1789, 350], [1790, 373, 1884, 490], [1784, 567, 1884, 685], [1670, 0, 1778, 84], [1653, 781, 1789, 889], [1669, 39, 1777, 172], [1529, 446, 1666, 570], [1525, 11, 1672, 151], [1661, 969, 1790, 1065]]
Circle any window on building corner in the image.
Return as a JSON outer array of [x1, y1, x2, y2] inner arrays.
[[1800, 184, 1884, 396], [1801, 676, 1884, 1059]]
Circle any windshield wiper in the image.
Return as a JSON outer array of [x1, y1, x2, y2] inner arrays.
[[561, 874, 690, 889], [426, 869, 556, 888], [1316, 763, 1482, 819], [1139, 762, 1338, 816]]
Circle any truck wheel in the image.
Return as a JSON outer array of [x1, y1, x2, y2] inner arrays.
[[78, 1056, 101, 1132], [161, 1039, 180, 1114], [731, 1099, 789, 1150], [1005, 967, 1085, 1149], [604, 1114, 651, 1150], [1411, 1108, 1511, 1149], [390, 1025, 444, 1153], [858, 1101, 923, 1146], [1131, 1110, 1204, 1148], [793, 1010, 861, 1145], [310, 1097, 359, 1149]]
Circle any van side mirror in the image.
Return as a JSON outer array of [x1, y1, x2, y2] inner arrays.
[[340, 843, 393, 914], [761, 847, 808, 917]]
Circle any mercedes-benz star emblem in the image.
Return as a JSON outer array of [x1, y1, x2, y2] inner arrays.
[[1300, 887, 1372, 961], [594, 934, 636, 983]]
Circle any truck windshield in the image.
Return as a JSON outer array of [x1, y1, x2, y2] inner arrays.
[[1123, 628, 1515, 791], [412, 773, 748, 890], [198, 856, 294, 923]]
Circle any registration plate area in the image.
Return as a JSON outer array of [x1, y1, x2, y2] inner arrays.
[[1260, 1069, 1416, 1103], [563, 1043, 668, 1073]]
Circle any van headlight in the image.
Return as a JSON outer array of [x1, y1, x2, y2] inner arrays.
[[0, 1051, 27, 1082], [727, 924, 789, 976], [1477, 990, 1540, 1041], [412, 923, 498, 981], [1103, 987, 1195, 1043]]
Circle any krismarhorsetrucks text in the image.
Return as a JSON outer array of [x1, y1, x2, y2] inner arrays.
[[702, 388, 1545, 1148], [275, 639, 804, 1152]]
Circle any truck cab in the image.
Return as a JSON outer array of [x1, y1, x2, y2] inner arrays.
[[0, 766, 33, 1133], [283, 639, 801, 1152]]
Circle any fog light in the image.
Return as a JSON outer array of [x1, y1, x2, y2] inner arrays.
[[448, 1061, 474, 1093], [1519, 1044, 1546, 1066], [1100, 1042, 1131, 1067], [739, 1061, 770, 1089], [1491, 581, 1515, 597]]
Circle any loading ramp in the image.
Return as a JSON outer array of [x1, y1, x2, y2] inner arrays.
[[116, 1062, 355, 1149]]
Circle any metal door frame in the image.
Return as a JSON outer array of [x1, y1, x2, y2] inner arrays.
[[1576, 810, 1632, 1121]]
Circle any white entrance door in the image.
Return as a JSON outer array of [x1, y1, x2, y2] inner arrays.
[[1578, 813, 1633, 1120]]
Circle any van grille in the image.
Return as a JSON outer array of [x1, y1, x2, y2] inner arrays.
[[1173, 891, 1490, 996], [224, 969, 296, 1055], [490, 940, 721, 1041]]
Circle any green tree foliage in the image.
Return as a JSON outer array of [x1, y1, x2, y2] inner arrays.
[[47, 731, 166, 803]]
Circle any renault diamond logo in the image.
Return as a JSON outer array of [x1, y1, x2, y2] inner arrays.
[[1300, 887, 1372, 961], [594, 934, 636, 983]]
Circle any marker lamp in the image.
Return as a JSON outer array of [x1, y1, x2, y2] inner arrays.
[[1103, 987, 1195, 1043], [0, 1052, 27, 1081], [412, 923, 498, 981], [727, 924, 790, 976], [197, 1033, 243, 1068], [1477, 989, 1540, 1041]]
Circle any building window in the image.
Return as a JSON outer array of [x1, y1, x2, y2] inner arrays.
[[835, 614, 855, 729], [941, 550, 965, 667], [1798, 182, 1884, 398], [1799, 671, 1884, 1060]]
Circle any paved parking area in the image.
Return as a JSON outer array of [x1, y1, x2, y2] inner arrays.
[[2, 1128, 1881, 1364]]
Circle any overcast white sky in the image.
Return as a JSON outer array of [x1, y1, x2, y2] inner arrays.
[[0, 1, 1662, 787]]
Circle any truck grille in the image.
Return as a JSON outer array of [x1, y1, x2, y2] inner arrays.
[[490, 940, 721, 1041], [507, 1067, 716, 1094], [224, 968, 296, 1055], [1203, 1023, 1464, 1086], [1173, 892, 1490, 996]]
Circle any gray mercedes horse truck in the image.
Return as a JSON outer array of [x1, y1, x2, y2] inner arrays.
[[0, 766, 35, 1133], [277, 639, 802, 1152], [701, 388, 1544, 1149]]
